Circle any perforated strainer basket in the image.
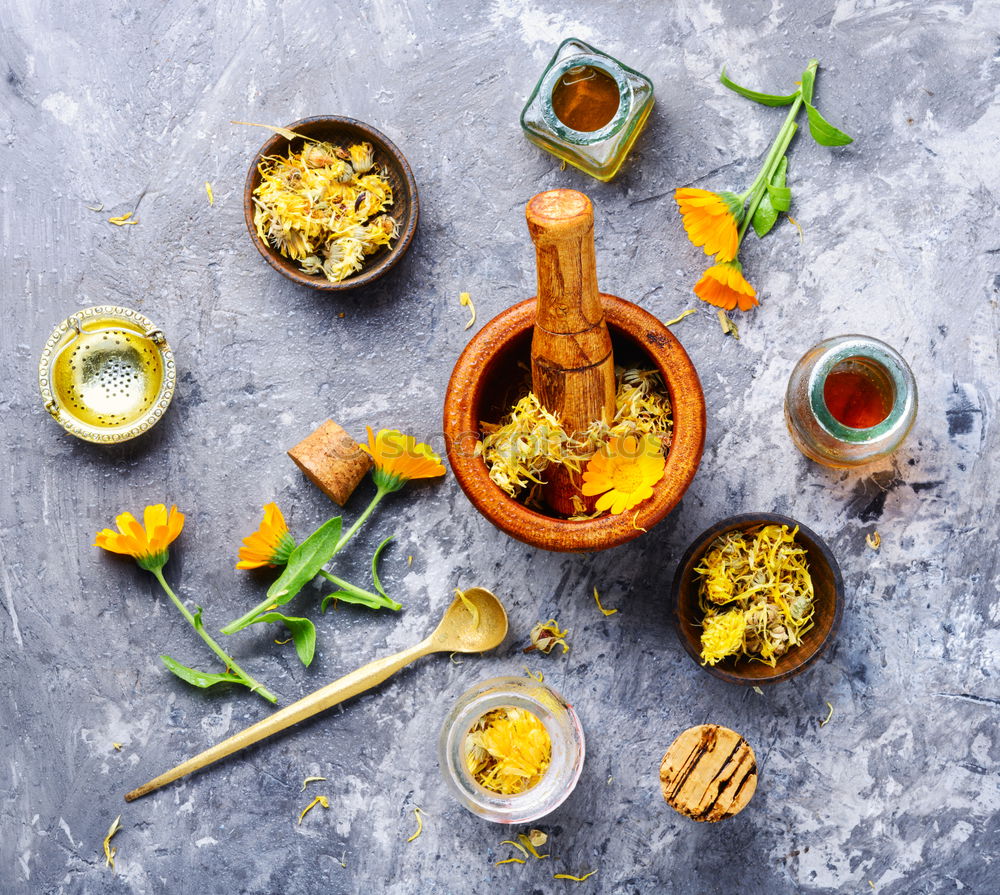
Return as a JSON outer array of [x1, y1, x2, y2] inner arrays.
[[38, 305, 176, 443]]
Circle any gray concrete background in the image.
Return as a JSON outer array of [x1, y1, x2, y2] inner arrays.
[[2, 1, 998, 893]]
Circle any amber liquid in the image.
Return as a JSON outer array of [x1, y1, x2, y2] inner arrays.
[[823, 361, 893, 429], [551, 65, 620, 132]]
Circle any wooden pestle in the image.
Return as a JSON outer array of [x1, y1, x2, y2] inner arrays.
[[526, 189, 616, 516]]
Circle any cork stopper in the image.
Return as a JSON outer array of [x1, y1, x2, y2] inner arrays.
[[287, 420, 371, 506], [659, 724, 757, 822]]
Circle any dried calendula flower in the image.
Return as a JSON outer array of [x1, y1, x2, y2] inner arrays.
[[465, 706, 552, 795], [480, 367, 672, 504], [524, 618, 569, 654], [694, 524, 815, 667], [252, 140, 396, 282]]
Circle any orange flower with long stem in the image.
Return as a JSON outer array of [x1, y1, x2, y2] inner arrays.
[[694, 261, 758, 312], [95, 504, 277, 703], [236, 502, 296, 569], [361, 427, 446, 493], [95, 504, 185, 571], [674, 188, 743, 262]]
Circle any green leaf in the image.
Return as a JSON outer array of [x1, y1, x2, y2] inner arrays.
[[752, 198, 779, 238], [766, 183, 792, 212], [371, 535, 395, 598], [321, 589, 385, 612], [752, 156, 789, 239], [160, 654, 244, 690], [720, 67, 798, 106], [805, 102, 854, 146], [800, 65, 815, 105], [266, 516, 343, 607], [251, 613, 317, 666]]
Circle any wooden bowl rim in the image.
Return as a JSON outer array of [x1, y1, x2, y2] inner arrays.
[[671, 512, 845, 685], [242, 115, 419, 291], [443, 295, 706, 552]]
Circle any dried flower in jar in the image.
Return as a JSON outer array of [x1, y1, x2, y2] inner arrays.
[[465, 706, 552, 795]]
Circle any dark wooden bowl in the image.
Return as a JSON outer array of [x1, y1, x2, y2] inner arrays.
[[442, 295, 705, 553], [672, 513, 844, 685], [242, 116, 418, 291]]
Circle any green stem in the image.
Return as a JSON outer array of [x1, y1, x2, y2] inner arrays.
[[318, 569, 401, 611], [334, 487, 388, 552], [222, 487, 393, 632], [151, 568, 277, 703], [737, 60, 815, 244]]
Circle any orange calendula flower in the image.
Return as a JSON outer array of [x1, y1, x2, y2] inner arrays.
[[581, 434, 666, 516], [674, 188, 743, 262], [236, 503, 297, 569], [693, 260, 758, 312], [361, 427, 446, 493], [95, 504, 184, 571]]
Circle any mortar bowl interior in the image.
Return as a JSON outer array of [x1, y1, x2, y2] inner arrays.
[[443, 294, 706, 552]]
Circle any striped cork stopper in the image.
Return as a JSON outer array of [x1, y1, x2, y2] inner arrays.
[[659, 724, 757, 822]]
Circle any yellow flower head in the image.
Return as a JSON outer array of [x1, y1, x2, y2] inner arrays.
[[236, 503, 297, 570], [700, 611, 747, 666], [580, 434, 666, 516], [694, 260, 758, 312], [361, 427, 446, 493], [674, 188, 743, 262], [95, 504, 184, 571]]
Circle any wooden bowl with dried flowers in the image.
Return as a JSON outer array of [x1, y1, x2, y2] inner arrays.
[[672, 513, 844, 685], [443, 295, 705, 553], [242, 116, 418, 291]]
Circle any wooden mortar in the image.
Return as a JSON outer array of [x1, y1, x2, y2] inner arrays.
[[526, 189, 615, 515]]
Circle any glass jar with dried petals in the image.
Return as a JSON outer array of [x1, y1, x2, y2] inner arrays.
[[439, 676, 585, 823]]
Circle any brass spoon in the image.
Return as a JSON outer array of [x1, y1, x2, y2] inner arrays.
[[125, 587, 508, 802]]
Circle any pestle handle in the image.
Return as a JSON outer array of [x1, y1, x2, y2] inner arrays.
[[526, 189, 616, 515]]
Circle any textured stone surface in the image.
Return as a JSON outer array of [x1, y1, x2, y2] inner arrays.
[[2, 1, 998, 893]]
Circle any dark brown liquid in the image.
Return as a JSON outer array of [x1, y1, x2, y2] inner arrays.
[[823, 360, 893, 429], [551, 65, 620, 132]]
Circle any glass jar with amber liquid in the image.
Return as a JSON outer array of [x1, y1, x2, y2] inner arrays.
[[784, 335, 917, 467]]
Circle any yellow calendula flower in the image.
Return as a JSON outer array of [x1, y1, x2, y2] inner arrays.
[[580, 434, 665, 516], [694, 260, 758, 312], [674, 187, 743, 262], [236, 503, 297, 570], [94, 504, 184, 571], [700, 611, 747, 666], [361, 427, 446, 493]]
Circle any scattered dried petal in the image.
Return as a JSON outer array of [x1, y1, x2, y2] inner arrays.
[[593, 586, 618, 617], [407, 555, 413, 565], [274, 637, 292, 645], [820, 701, 834, 728], [455, 588, 480, 630], [232, 120, 304, 141], [406, 806, 425, 842], [517, 832, 549, 859], [664, 308, 697, 326], [523, 667, 544, 683], [459, 292, 476, 330], [554, 870, 598, 882], [86, 203, 104, 212], [787, 214, 804, 243], [112, 743, 123, 751], [500, 839, 530, 858], [866, 531, 881, 550], [205, 182, 214, 206], [752, 686, 764, 696], [298, 795, 329, 824], [108, 212, 138, 226], [496, 857, 527, 865], [103, 815, 122, 870], [301, 776, 327, 791], [449, 652, 464, 665]]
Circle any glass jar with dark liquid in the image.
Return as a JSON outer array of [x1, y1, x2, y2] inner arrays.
[[520, 37, 654, 181], [785, 335, 917, 467]]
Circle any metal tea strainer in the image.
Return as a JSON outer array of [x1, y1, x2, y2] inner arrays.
[[38, 305, 176, 443]]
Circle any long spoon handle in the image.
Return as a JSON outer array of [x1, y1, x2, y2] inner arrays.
[[125, 638, 436, 802]]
